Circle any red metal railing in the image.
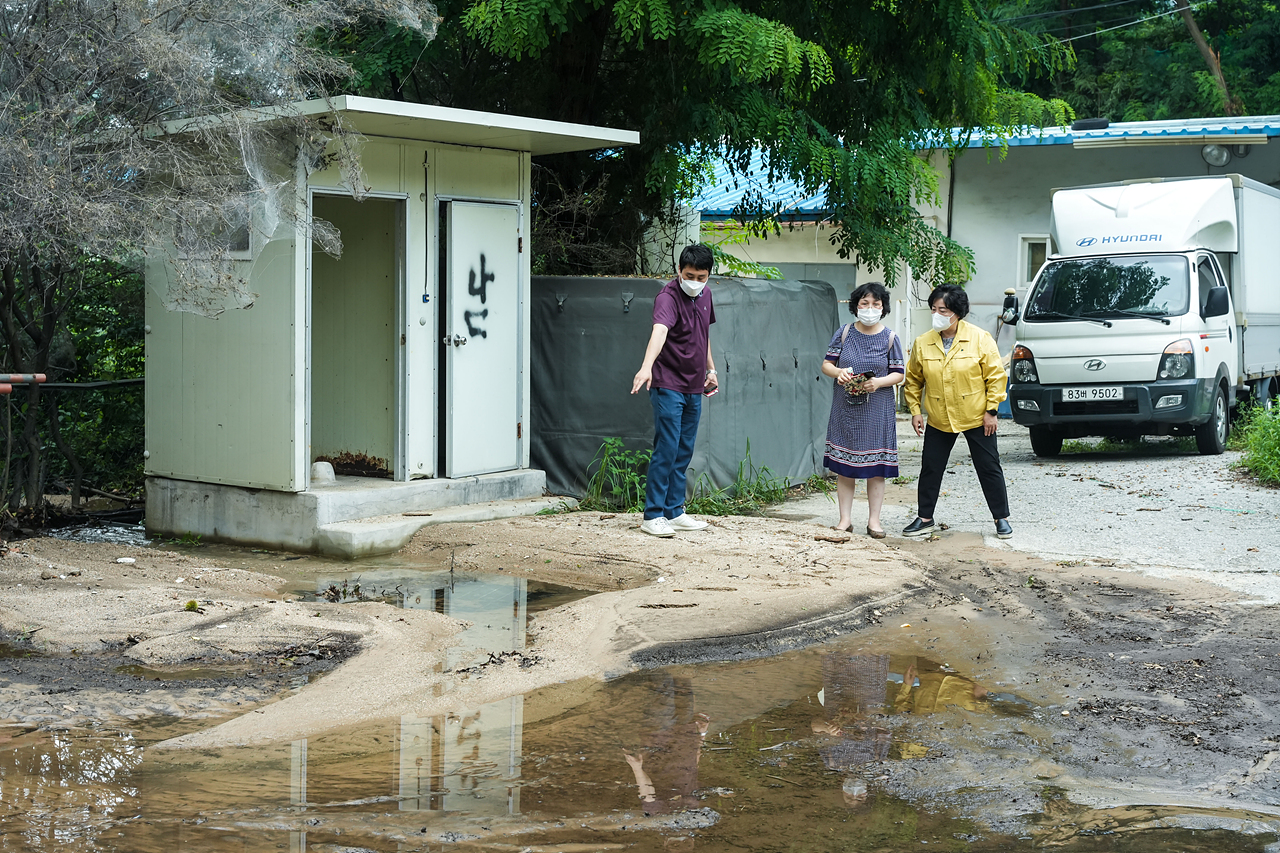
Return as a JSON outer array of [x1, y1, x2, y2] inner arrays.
[[0, 374, 47, 395]]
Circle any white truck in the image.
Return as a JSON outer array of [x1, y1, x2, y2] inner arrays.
[[1003, 174, 1280, 456]]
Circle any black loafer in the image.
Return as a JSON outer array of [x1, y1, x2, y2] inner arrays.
[[902, 517, 935, 537], [995, 519, 1013, 539]]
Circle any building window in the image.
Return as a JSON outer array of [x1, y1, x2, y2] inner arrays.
[[1020, 236, 1048, 287]]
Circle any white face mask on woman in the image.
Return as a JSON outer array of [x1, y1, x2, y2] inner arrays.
[[931, 312, 954, 332], [856, 308, 882, 326]]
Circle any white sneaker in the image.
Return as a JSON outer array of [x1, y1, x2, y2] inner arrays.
[[640, 517, 676, 537], [669, 513, 709, 531]]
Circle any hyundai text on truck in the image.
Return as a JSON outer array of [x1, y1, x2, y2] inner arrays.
[[1003, 174, 1280, 456]]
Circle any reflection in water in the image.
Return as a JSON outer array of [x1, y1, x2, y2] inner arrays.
[[399, 696, 524, 816], [812, 654, 892, 805], [0, 728, 143, 850], [306, 569, 585, 669], [621, 674, 708, 815], [4, 636, 1279, 852]]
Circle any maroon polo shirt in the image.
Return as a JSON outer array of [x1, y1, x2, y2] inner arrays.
[[651, 278, 715, 394]]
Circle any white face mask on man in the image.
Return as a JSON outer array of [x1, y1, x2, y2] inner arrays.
[[931, 311, 954, 332], [856, 308, 882, 326], [679, 278, 706, 298]]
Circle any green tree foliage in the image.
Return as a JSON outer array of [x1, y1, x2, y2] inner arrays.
[[325, 1, 1073, 284], [997, 0, 1280, 120]]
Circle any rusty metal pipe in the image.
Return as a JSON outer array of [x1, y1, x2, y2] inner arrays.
[[0, 374, 46, 384]]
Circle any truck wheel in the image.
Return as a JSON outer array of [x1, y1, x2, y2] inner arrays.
[[1029, 427, 1063, 458], [1195, 385, 1229, 455]]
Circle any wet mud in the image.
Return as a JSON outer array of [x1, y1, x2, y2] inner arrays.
[[6, 518, 1280, 850]]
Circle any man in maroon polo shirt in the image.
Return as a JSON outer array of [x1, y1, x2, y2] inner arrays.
[[629, 244, 718, 537]]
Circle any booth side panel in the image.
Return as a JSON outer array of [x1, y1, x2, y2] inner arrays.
[[144, 238, 301, 491]]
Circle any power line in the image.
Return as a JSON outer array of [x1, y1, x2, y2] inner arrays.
[[1052, 2, 1206, 44], [1003, 0, 1148, 24], [1039, 10, 1161, 37]]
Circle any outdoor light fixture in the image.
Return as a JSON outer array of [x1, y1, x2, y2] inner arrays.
[[1201, 144, 1232, 167]]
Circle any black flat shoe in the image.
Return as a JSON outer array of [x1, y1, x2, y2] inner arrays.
[[995, 519, 1013, 539], [902, 517, 935, 537]]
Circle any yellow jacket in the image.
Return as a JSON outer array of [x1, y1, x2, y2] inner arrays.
[[904, 320, 1007, 433]]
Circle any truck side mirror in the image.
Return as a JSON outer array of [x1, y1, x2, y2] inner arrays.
[[1000, 288, 1020, 325], [1202, 286, 1230, 319]]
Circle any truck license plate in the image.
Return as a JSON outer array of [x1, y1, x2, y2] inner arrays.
[[1062, 386, 1122, 402]]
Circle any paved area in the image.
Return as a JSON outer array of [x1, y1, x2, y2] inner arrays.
[[776, 416, 1280, 601]]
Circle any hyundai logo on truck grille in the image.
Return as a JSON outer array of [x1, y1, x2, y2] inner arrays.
[[1084, 359, 1106, 371], [1076, 237, 1096, 247]]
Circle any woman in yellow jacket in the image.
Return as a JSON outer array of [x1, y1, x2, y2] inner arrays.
[[902, 285, 1013, 540]]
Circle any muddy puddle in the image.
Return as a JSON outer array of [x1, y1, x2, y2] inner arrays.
[[293, 567, 590, 670], [5, 631, 1280, 852]]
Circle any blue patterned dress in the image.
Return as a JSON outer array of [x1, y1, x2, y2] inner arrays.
[[823, 325, 905, 479]]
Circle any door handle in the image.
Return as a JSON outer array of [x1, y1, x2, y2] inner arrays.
[[442, 334, 468, 347]]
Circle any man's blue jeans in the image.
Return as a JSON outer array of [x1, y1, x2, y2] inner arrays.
[[645, 387, 702, 520]]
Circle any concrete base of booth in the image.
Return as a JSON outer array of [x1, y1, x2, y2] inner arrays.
[[145, 470, 564, 558]]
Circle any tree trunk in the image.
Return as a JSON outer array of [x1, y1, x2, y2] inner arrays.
[[1175, 0, 1238, 115], [45, 391, 82, 509]]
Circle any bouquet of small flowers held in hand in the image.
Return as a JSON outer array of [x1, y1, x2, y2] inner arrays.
[[843, 372, 874, 405]]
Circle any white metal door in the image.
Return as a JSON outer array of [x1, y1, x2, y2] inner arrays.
[[444, 201, 521, 477]]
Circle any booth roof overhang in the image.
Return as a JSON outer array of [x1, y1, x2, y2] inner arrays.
[[162, 94, 640, 156]]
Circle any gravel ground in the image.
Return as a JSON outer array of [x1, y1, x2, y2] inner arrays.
[[779, 417, 1280, 601]]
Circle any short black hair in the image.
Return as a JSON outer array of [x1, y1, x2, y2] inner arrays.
[[678, 244, 714, 273], [848, 282, 891, 317], [927, 284, 969, 320]]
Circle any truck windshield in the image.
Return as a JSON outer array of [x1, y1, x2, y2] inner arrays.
[[1025, 255, 1188, 321]]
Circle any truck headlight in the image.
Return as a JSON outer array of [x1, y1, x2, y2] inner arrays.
[[1158, 339, 1194, 380], [1011, 345, 1038, 383]]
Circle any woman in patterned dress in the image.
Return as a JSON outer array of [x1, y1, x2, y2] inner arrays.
[[821, 282, 905, 538]]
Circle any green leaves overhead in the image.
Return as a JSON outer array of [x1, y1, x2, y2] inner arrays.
[[463, 0, 601, 57], [343, 0, 1074, 283], [688, 7, 832, 92], [613, 0, 676, 44]]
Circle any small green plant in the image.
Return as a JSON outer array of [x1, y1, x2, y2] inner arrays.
[[1234, 404, 1280, 485], [687, 442, 789, 516], [890, 474, 917, 485], [1228, 403, 1260, 452], [803, 473, 836, 496], [536, 499, 575, 515], [580, 437, 651, 512], [184, 600, 200, 612], [321, 578, 364, 603], [171, 532, 203, 547]]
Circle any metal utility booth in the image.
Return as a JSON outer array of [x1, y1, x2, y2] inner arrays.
[[143, 96, 637, 556]]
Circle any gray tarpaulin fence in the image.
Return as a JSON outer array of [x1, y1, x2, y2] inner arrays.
[[531, 275, 839, 498]]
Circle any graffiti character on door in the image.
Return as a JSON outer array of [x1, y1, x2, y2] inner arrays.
[[464, 253, 493, 338]]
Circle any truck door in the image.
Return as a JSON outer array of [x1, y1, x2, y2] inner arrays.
[[1196, 255, 1236, 387]]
